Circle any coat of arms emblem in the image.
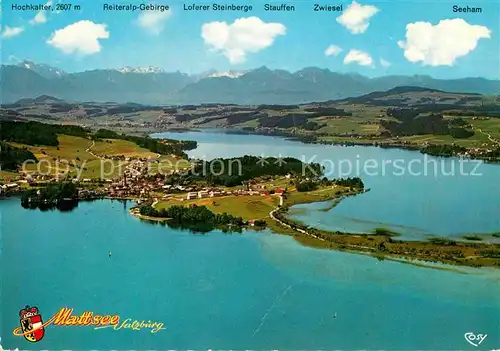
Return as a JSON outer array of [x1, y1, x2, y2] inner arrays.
[[19, 305, 45, 342]]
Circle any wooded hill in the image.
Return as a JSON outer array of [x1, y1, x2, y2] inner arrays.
[[0, 121, 197, 171]]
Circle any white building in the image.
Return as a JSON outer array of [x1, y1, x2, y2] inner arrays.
[[186, 192, 198, 200]]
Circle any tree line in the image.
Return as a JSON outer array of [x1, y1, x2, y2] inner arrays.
[[21, 182, 79, 211], [184, 155, 323, 187], [383, 109, 474, 138], [421, 144, 466, 157], [0, 121, 198, 168], [139, 204, 247, 231], [0, 121, 88, 146], [258, 113, 326, 130], [0, 141, 38, 170], [92, 129, 197, 157]]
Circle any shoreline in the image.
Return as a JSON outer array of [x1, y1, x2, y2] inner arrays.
[[270, 197, 500, 268], [235, 129, 500, 164], [7, 188, 500, 243], [156, 127, 500, 164], [7, 188, 500, 268], [129, 208, 171, 222], [125, 183, 500, 269]]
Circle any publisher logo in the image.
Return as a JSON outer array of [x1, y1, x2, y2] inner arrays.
[[465, 332, 487, 347]]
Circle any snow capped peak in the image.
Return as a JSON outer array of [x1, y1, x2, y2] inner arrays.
[[117, 66, 165, 74], [206, 70, 246, 79], [18, 60, 66, 78]]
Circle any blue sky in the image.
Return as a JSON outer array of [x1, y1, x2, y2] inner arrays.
[[2, 0, 499, 79]]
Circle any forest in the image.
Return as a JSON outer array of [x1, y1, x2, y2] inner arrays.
[[139, 204, 245, 231], [182, 155, 323, 187], [382, 109, 474, 138], [21, 182, 79, 210], [0, 121, 88, 146], [295, 177, 364, 192], [0, 141, 38, 170], [421, 144, 467, 157]]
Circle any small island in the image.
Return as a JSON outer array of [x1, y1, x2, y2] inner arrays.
[[21, 182, 81, 211]]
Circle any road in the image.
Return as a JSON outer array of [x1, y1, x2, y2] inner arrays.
[[86, 140, 99, 158], [475, 128, 500, 146], [269, 201, 377, 253], [269, 207, 326, 242]]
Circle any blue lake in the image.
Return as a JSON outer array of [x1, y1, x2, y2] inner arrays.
[[2, 130, 500, 350], [155, 130, 500, 239], [2, 198, 499, 350]]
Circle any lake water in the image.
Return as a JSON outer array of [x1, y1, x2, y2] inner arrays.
[[155, 130, 500, 240], [2, 130, 500, 350], [2, 198, 500, 350]]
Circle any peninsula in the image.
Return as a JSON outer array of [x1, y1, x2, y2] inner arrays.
[[2, 120, 500, 269], [141, 173, 500, 269]]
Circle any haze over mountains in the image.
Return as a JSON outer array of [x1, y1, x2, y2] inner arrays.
[[1, 62, 499, 105]]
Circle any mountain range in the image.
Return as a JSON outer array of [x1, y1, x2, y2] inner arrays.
[[1, 62, 499, 105], [17, 60, 67, 79], [117, 66, 166, 74]]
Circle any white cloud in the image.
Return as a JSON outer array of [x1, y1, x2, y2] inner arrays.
[[136, 9, 171, 35], [202, 17, 286, 64], [397, 19, 490, 66], [30, 0, 52, 25], [2, 26, 24, 39], [336, 1, 379, 34], [46, 20, 109, 55], [325, 45, 343, 56], [343, 49, 374, 66], [380, 58, 391, 67], [30, 12, 47, 24]]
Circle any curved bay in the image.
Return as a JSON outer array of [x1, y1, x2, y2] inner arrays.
[[155, 130, 500, 238]]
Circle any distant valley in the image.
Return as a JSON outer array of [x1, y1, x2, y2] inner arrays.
[[2, 86, 499, 163]]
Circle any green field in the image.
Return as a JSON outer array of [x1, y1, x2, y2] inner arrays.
[[399, 134, 490, 147], [8, 135, 98, 177], [91, 138, 158, 158], [318, 136, 375, 144], [3, 134, 190, 181], [154, 184, 346, 222], [155, 195, 279, 221], [469, 118, 500, 143], [232, 119, 260, 129], [7, 135, 129, 179], [0, 170, 21, 181], [284, 185, 345, 206], [10, 134, 94, 161], [316, 116, 500, 149], [315, 117, 380, 135]]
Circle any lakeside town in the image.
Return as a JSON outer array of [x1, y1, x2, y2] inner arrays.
[[0, 155, 291, 206]]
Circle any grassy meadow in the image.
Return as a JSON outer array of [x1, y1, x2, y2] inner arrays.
[[91, 138, 158, 158], [155, 195, 279, 221], [154, 184, 347, 223], [3, 134, 191, 181]]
